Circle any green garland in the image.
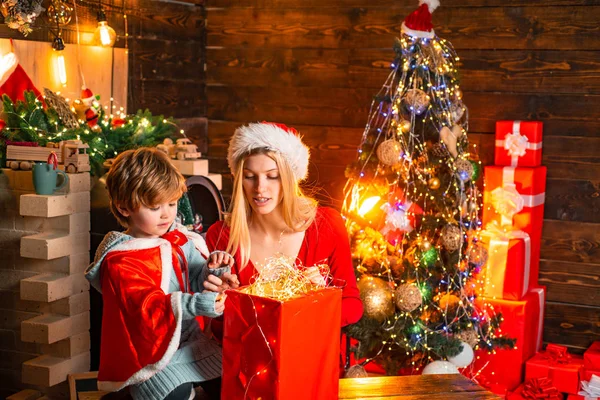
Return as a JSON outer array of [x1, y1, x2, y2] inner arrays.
[[0, 91, 178, 176]]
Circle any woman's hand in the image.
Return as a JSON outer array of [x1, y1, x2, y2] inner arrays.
[[208, 250, 235, 269], [214, 292, 227, 314], [203, 272, 240, 293]]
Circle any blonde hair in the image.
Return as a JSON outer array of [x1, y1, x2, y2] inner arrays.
[[225, 149, 317, 267], [106, 147, 187, 228]]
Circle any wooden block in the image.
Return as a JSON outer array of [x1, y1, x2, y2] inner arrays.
[[40, 332, 90, 358], [22, 352, 90, 387], [56, 173, 91, 194], [17, 253, 90, 275], [20, 191, 90, 218], [171, 159, 209, 176], [6, 389, 43, 400], [20, 232, 90, 260], [13, 170, 35, 192], [20, 273, 89, 303], [21, 312, 90, 344], [207, 173, 222, 190]]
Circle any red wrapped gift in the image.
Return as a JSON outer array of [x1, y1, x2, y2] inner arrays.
[[507, 378, 563, 400], [495, 120, 543, 167], [526, 344, 584, 394], [479, 222, 532, 300], [483, 166, 547, 286], [566, 395, 584, 400], [581, 368, 600, 382], [585, 342, 600, 370], [469, 287, 546, 390], [222, 286, 342, 400]]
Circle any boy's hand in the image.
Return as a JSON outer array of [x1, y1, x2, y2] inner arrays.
[[203, 272, 240, 293], [208, 251, 234, 269], [214, 293, 227, 314]]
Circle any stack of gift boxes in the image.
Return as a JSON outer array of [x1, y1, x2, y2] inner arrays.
[[468, 120, 547, 395]]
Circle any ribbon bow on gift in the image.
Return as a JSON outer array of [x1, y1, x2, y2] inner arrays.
[[503, 131, 530, 157], [522, 377, 562, 400], [542, 343, 572, 365], [579, 374, 600, 400], [490, 184, 524, 224]]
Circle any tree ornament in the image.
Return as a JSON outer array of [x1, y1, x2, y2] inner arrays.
[[404, 89, 430, 115], [454, 158, 474, 182], [450, 101, 465, 123], [421, 247, 438, 267], [399, 119, 412, 133], [439, 125, 463, 158], [430, 143, 449, 159], [455, 329, 480, 348], [436, 293, 460, 314], [470, 160, 481, 181], [47, 0, 73, 26], [357, 276, 395, 322], [448, 341, 475, 368], [376, 139, 403, 166], [428, 177, 441, 190], [394, 283, 423, 312], [441, 224, 462, 252], [345, 364, 369, 378], [1, 0, 44, 36], [468, 242, 488, 268], [422, 360, 460, 375]]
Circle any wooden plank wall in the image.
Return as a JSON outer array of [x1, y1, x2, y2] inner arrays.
[[204, 0, 600, 352]]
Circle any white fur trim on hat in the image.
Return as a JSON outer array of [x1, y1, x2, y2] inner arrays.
[[228, 122, 310, 181], [420, 0, 440, 13], [401, 22, 436, 39]]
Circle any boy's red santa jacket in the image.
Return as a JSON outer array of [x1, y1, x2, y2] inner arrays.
[[85, 226, 225, 391]]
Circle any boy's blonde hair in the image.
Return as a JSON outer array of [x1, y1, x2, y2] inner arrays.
[[225, 148, 317, 267], [106, 147, 187, 228]]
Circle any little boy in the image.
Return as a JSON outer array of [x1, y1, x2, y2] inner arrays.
[[85, 147, 237, 400]]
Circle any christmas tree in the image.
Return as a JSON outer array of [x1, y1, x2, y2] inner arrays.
[[343, 0, 513, 375]]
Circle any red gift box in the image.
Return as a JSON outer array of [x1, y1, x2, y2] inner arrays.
[[566, 395, 584, 400], [585, 342, 600, 370], [468, 287, 546, 391], [222, 286, 342, 400], [483, 166, 547, 286], [479, 224, 532, 300], [581, 368, 600, 382], [526, 344, 584, 394], [495, 120, 543, 167], [507, 378, 563, 400]]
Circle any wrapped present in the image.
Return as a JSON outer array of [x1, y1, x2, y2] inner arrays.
[[470, 287, 546, 390], [582, 369, 600, 382], [507, 378, 562, 400], [585, 342, 600, 370], [483, 166, 546, 285], [495, 120, 543, 167], [479, 222, 532, 300], [222, 285, 342, 399], [579, 374, 600, 399], [526, 344, 584, 394]]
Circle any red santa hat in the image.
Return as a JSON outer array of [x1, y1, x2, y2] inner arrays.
[[0, 52, 42, 102], [401, 0, 440, 39], [228, 121, 310, 181]]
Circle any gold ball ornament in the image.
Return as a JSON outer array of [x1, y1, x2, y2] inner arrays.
[[436, 293, 460, 315], [357, 276, 395, 322], [47, 0, 73, 26], [428, 177, 441, 190], [345, 364, 369, 378], [441, 225, 462, 252], [399, 119, 412, 133], [394, 284, 423, 312], [376, 139, 404, 166], [455, 329, 480, 348]]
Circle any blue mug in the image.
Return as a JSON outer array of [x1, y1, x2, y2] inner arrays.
[[33, 162, 69, 195]]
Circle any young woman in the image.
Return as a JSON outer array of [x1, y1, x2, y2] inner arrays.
[[205, 122, 363, 338]]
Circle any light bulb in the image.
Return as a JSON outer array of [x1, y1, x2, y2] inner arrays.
[[94, 10, 116, 47], [52, 37, 67, 86]]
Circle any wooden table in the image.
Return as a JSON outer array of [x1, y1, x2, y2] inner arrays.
[[339, 374, 502, 399]]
